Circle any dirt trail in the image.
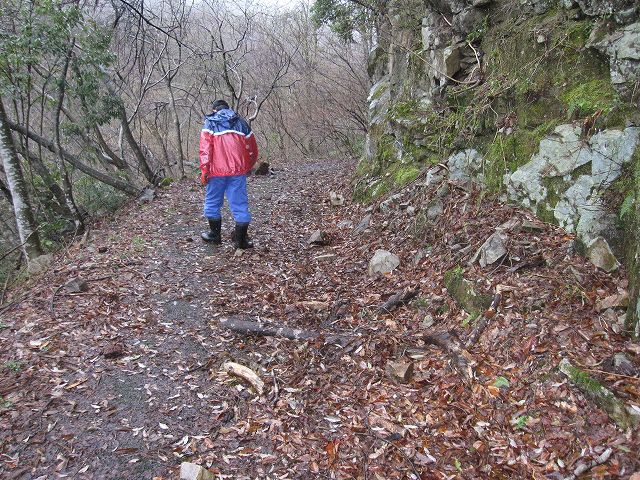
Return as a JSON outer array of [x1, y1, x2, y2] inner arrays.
[[1, 159, 639, 479]]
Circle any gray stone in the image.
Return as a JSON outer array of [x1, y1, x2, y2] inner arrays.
[[308, 230, 330, 246], [386, 360, 414, 383], [421, 314, 435, 329], [27, 254, 53, 276], [474, 231, 508, 268], [425, 167, 446, 187], [354, 214, 372, 234], [452, 8, 485, 35], [138, 187, 156, 203], [329, 191, 345, 206], [590, 23, 640, 98], [380, 193, 403, 212], [65, 278, 89, 293], [427, 199, 444, 221], [586, 236, 620, 272], [368, 249, 401, 275], [180, 462, 215, 480], [447, 149, 484, 184], [575, 0, 637, 22], [337, 220, 353, 229], [506, 125, 639, 258]]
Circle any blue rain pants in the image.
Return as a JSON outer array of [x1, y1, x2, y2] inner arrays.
[[203, 175, 251, 224]]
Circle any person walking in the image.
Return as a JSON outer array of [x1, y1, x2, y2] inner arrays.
[[199, 100, 258, 249]]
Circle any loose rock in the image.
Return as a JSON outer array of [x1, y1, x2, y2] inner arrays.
[[354, 214, 372, 234], [308, 230, 330, 246], [368, 249, 401, 275], [386, 360, 414, 383], [329, 191, 345, 206], [180, 462, 215, 480]]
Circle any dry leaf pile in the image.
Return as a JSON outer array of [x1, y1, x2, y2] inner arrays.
[[0, 159, 638, 479]]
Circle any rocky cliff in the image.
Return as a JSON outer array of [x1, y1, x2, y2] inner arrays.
[[358, 0, 640, 334]]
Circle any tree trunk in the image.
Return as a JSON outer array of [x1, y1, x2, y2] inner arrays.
[[0, 95, 43, 262], [167, 81, 185, 178], [7, 120, 139, 195], [19, 147, 73, 218], [54, 41, 84, 231]]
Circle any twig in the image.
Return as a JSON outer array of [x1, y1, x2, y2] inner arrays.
[[271, 369, 280, 405], [377, 287, 419, 314], [424, 331, 474, 380], [50, 284, 66, 318], [563, 448, 612, 480], [465, 291, 502, 349]]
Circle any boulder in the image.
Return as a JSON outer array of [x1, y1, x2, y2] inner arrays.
[[506, 125, 640, 263], [27, 254, 53, 276], [587, 237, 620, 272], [369, 249, 401, 275], [590, 22, 640, 98]]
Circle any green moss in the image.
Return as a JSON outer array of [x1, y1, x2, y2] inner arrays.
[[444, 267, 492, 315], [392, 164, 420, 186], [561, 79, 621, 118]]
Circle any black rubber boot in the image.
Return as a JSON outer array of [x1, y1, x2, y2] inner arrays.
[[201, 218, 222, 244], [234, 223, 253, 250]]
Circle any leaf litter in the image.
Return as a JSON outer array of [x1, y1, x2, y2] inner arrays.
[[0, 159, 639, 479]]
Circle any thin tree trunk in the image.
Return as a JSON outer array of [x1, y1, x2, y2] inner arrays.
[[0, 95, 43, 261], [54, 40, 84, 231], [7, 120, 139, 195], [119, 104, 156, 184], [19, 147, 73, 218], [167, 82, 185, 178]]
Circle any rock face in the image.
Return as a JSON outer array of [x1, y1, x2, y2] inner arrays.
[[368, 249, 401, 275], [360, 0, 640, 332], [590, 22, 640, 98], [506, 125, 640, 258], [447, 149, 484, 185]]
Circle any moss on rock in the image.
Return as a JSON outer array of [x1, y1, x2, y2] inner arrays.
[[444, 267, 493, 315]]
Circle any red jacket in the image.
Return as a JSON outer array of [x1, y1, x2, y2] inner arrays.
[[199, 109, 258, 183]]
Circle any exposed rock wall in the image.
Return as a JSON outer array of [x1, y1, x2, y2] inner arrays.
[[360, 0, 640, 334]]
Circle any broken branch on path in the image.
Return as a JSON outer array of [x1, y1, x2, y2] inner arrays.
[[563, 448, 613, 480], [219, 316, 352, 346], [465, 290, 503, 349], [377, 287, 419, 313], [424, 331, 474, 380], [222, 362, 265, 395]]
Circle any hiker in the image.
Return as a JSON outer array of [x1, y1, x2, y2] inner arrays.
[[199, 99, 258, 249]]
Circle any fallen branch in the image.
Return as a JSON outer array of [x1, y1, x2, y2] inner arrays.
[[563, 448, 612, 480], [222, 362, 264, 395], [465, 291, 502, 349], [559, 358, 638, 429], [219, 316, 352, 346], [377, 287, 419, 314], [424, 331, 474, 380]]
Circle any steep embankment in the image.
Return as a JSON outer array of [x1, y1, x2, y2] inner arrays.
[[1, 159, 639, 478], [359, 0, 640, 334]]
